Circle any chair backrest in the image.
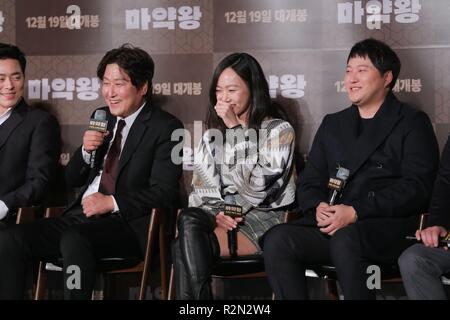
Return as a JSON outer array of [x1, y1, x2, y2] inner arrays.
[[16, 207, 41, 224]]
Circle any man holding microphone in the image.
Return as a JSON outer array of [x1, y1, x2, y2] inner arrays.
[[0, 44, 183, 299]]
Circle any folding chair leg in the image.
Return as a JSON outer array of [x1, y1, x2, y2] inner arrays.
[[326, 279, 339, 300], [34, 262, 47, 300], [159, 223, 168, 300], [138, 209, 160, 300], [138, 255, 152, 300], [168, 265, 175, 300]]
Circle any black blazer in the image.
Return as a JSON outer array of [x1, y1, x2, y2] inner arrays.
[[64, 104, 183, 252], [427, 135, 450, 228], [0, 99, 61, 215], [298, 93, 439, 225]]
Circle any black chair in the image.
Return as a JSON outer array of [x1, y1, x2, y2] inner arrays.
[[34, 206, 171, 300], [302, 213, 439, 300]]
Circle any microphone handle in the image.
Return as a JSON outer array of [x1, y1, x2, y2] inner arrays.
[[328, 189, 338, 206], [224, 194, 239, 256], [90, 150, 96, 169], [228, 229, 237, 256]]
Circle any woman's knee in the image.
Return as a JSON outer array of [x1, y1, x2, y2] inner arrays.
[[178, 207, 215, 232]]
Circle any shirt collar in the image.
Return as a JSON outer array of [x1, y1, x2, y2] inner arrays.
[[0, 107, 13, 125], [0, 107, 13, 118], [117, 101, 147, 128]]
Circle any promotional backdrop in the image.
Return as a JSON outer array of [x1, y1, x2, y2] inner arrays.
[[1, 0, 449, 300], [0, 0, 449, 165]]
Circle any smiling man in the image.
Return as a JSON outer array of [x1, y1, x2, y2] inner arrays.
[[263, 38, 440, 300], [0, 43, 60, 226], [0, 44, 183, 299]]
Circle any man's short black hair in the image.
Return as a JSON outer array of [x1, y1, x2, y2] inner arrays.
[[0, 43, 26, 74], [97, 44, 154, 102], [347, 38, 401, 90]]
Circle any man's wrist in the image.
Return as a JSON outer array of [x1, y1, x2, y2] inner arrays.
[[81, 147, 93, 164]]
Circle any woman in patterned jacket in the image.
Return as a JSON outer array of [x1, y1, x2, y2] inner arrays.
[[172, 52, 297, 299]]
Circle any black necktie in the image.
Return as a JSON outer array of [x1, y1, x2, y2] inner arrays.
[[98, 119, 126, 195]]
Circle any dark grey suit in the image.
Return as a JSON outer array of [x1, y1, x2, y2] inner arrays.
[[398, 135, 450, 300]]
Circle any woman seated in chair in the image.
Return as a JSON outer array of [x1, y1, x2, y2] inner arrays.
[[173, 52, 297, 299]]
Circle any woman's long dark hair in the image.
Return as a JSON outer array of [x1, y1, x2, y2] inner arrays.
[[206, 53, 284, 133]]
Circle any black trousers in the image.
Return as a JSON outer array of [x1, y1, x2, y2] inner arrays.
[[263, 217, 417, 300], [0, 206, 142, 300]]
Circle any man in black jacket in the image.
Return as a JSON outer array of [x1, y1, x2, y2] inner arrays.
[[0, 44, 183, 299], [0, 43, 60, 226], [263, 38, 440, 299], [398, 136, 450, 300]]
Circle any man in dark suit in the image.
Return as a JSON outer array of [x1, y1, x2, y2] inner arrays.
[[263, 38, 440, 299], [0, 44, 183, 299], [398, 136, 450, 300], [0, 43, 60, 226]]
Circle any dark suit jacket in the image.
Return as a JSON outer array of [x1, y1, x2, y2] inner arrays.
[[296, 93, 440, 260], [64, 104, 183, 252], [0, 98, 61, 216], [427, 135, 450, 229]]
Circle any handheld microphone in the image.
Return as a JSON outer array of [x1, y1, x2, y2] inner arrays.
[[327, 167, 350, 205], [223, 195, 243, 257], [88, 110, 108, 168]]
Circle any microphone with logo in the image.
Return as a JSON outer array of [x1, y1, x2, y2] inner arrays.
[[223, 194, 243, 257], [88, 110, 108, 169], [327, 167, 350, 205]]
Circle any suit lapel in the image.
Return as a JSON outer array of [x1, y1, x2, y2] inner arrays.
[[0, 99, 26, 150], [337, 105, 359, 160], [347, 93, 403, 177], [117, 104, 153, 174]]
